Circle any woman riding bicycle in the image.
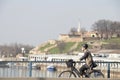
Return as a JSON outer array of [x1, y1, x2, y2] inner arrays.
[[79, 43, 97, 77], [58, 44, 104, 78]]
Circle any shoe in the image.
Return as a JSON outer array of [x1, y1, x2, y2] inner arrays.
[[85, 74, 89, 78]]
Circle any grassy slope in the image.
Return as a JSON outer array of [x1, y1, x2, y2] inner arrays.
[[48, 42, 76, 54], [101, 38, 120, 49], [102, 38, 120, 44], [39, 43, 54, 52], [38, 38, 120, 54]]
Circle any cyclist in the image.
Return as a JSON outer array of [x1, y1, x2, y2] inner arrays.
[[79, 43, 97, 77]]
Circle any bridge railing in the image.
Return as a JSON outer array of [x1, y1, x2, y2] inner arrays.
[[0, 61, 120, 78]]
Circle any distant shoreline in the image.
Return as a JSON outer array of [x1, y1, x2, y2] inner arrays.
[[92, 49, 120, 54]]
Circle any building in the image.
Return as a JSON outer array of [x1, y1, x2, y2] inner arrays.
[[58, 22, 99, 42]]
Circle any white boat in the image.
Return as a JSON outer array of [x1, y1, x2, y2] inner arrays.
[[47, 65, 56, 71]]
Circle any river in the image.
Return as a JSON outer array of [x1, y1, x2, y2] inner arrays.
[[0, 67, 60, 78]]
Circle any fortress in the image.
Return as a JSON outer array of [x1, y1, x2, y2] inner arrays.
[[29, 22, 100, 54], [58, 22, 99, 42]]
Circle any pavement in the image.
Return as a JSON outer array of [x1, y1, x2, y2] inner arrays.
[[0, 78, 120, 80]]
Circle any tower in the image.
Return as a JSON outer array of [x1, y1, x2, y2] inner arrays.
[[77, 21, 81, 33]]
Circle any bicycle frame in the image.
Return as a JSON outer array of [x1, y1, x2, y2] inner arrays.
[[71, 66, 81, 77], [60, 60, 104, 78], [68, 62, 100, 78]]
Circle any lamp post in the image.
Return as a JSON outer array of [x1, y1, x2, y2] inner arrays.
[[10, 54, 13, 61], [0, 51, 1, 58], [21, 48, 25, 57]]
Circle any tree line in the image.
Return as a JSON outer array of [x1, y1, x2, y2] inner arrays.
[[92, 19, 120, 39], [69, 19, 120, 39], [0, 43, 34, 57]]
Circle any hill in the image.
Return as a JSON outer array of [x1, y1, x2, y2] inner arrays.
[[29, 38, 120, 54]]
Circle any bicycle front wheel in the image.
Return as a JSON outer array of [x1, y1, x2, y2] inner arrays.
[[58, 70, 76, 78], [89, 70, 104, 78]]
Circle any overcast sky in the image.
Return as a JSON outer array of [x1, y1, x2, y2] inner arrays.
[[0, 0, 120, 46]]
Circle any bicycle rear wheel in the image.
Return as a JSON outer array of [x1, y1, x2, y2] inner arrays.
[[89, 70, 104, 78], [58, 70, 76, 78]]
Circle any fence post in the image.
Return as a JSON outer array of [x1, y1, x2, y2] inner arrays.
[[107, 62, 110, 78], [29, 61, 32, 77]]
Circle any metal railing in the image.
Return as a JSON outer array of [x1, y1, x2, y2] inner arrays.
[[0, 61, 120, 78]]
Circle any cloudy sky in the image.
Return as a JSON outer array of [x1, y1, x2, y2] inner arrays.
[[0, 0, 120, 46]]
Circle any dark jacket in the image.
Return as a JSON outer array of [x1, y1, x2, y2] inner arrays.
[[80, 50, 94, 67]]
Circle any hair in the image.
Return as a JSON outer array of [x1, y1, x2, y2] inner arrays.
[[82, 43, 88, 49]]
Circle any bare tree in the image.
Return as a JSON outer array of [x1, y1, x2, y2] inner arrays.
[[92, 19, 120, 39], [113, 21, 120, 37], [80, 27, 87, 36], [70, 27, 78, 35], [92, 20, 105, 39], [0, 43, 34, 57]]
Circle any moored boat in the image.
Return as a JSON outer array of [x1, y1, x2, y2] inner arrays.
[[47, 65, 56, 71]]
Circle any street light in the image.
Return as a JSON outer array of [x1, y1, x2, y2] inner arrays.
[[21, 48, 25, 56], [10, 54, 13, 61]]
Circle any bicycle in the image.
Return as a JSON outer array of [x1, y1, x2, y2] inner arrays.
[[58, 59, 104, 78]]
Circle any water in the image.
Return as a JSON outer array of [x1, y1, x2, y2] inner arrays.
[[0, 61, 120, 78], [0, 67, 60, 77]]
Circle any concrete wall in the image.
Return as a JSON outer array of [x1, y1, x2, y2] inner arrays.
[[0, 78, 119, 80]]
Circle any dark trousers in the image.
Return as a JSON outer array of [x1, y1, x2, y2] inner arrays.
[[79, 64, 89, 75]]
